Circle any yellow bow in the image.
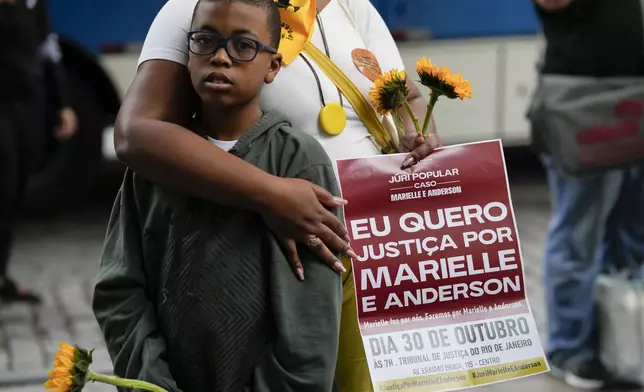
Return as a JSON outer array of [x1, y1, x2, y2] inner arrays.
[[274, 0, 317, 64]]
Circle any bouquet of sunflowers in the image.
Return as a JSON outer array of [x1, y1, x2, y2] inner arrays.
[[369, 57, 472, 152]]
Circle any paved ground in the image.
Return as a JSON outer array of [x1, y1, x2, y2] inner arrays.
[[0, 158, 605, 392], [0, 206, 115, 390]]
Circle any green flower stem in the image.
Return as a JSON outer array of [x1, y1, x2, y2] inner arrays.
[[402, 99, 422, 135], [87, 370, 169, 392], [391, 112, 406, 140], [382, 140, 398, 154], [422, 91, 440, 137]]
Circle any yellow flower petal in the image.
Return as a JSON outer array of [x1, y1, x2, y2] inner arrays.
[[437, 66, 452, 81], [416, 57, 439, 78], [416, 58, 472, 100], [44, 342, 81, 392], [54, 356, 73, 369], [60, 345, 75, 357]]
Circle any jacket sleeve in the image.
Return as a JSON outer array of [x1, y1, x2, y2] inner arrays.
[[92, 170, 181, 392], [254, 160, 343, 392]]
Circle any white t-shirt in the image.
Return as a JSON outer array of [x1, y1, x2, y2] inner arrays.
[[208, 136, 237, 152], [138, 0, 405, 160]]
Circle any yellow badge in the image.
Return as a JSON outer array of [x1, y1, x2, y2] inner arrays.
[[274, 0, 317, 64], [319, 102, 347, 136]]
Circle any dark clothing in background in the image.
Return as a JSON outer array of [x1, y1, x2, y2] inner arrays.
[[0, 95, 45, 274], [536, 0, 644, 77], [0, 1, 45, 102], [0, 0, 68, 283]]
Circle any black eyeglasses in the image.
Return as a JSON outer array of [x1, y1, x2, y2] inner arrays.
[[187, 31, 277, 62]]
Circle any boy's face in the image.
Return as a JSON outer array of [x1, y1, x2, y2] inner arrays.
[[188, 0, 282, 108]]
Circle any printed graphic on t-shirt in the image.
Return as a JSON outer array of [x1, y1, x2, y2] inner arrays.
[[274, 0, 300, 12]]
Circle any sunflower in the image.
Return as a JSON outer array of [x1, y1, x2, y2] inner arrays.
[[416, 57, 440, 78], [416, 57, 472, 100], [450, 72, 472, 100], [369, 69, 409, 115], [45, 343, 92, 392]]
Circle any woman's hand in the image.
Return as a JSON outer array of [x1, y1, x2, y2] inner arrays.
[[54, 107, 78, 141], [397, 77, 442, 169], [399, 132, 443, 169], [260, 177, 358, 280]]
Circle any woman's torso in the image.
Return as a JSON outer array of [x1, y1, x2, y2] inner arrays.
[[260, 0, 384, 160]]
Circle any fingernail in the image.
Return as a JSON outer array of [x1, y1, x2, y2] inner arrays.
[[346, 248, 358, 260], [343, 234, 351, 242], [296, 267, 305, 281], [401, 156, 415, 169], [333, 197, 348, 205], [333, 261, 347, 273]]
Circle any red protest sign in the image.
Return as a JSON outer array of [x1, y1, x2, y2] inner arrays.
[[336, 140, 547, 390]]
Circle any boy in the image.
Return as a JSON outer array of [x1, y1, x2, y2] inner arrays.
[[92, 0, 342, 391]]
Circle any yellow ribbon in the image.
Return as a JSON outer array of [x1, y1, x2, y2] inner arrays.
[[303, 42, 396, 153], [274, 0, 317, 64]]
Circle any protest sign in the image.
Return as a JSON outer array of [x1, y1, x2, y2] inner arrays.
[[336, 140, 548, 391]]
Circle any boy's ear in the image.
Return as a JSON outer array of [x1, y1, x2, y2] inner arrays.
[[264, 53, 283, 84]]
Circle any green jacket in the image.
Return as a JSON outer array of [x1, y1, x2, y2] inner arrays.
[[93, 111, 342, 392]]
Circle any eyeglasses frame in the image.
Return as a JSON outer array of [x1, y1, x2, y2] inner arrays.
[[187, 30, 278, 63]]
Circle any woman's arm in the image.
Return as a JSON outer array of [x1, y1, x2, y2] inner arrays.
[[115, 60, 256, 207], [114, 0, 353, 274], [116, 60, 353, 275]]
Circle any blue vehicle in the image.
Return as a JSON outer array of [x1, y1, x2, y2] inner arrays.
[[37, 0, 542, 211]]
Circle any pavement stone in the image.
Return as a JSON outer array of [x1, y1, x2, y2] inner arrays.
[[0, 210, 113, 387], [0, 383, 116, 392], [0, 178, 564, 390]]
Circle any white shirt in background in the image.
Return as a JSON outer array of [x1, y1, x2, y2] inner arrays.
[[138, 0, 406, 160]]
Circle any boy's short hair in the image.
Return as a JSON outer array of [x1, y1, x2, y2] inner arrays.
[[192, 0, 282, 48]]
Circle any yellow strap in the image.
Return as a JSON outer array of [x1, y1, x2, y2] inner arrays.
[[303, 42, 393, 152]]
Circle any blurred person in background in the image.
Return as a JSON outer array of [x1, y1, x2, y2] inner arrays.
[[0, 0, 77, 304], [531, 0, 644, 389]]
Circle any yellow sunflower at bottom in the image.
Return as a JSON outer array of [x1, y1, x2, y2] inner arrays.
[[45, 342, 169, 392], [45, 342, 90, 392]]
